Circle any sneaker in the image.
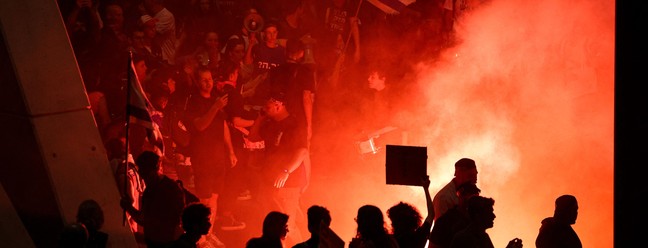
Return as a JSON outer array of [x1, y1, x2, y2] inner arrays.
[[216, 215, 246, 231], [236, 190, 252, 201]]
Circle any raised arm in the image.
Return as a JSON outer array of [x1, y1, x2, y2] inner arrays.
[[232, 116, 255, 128], [243, 33, 258, 65], [246, 111, 266, 142], [192, 94, 228, 131], [423, 175, 434, 224]]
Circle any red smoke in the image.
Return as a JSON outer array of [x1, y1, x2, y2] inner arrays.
[[302, 0, 613, 247]]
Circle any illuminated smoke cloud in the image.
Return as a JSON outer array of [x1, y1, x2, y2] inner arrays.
[[304, 0, 613, 247]]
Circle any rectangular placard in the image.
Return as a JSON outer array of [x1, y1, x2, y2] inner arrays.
[[385, 145, 428, 186]]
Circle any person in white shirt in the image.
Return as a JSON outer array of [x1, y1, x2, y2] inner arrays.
[[432, 158, 478, 220]]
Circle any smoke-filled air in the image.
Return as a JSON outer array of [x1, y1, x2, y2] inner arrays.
[[303, 0, 614, 247]]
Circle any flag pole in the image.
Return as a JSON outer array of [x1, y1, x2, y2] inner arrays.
[[330, 0, 364, 89], [122, 51, 133, 226], [342, 0, 364, 60]]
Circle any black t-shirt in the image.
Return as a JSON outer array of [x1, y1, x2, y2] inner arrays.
[[248, 43, 287, 106], [219, 84, 257, 150], [184, 94, 227, 160], [260, 115, 308, 188], [268, 62, 316, 124]]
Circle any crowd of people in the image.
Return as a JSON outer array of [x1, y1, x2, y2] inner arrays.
[[60, 155, 582, 248], [55, 0, 582, 247]]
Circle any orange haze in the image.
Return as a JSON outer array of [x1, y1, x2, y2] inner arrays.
[[302, 0, 614, 248]]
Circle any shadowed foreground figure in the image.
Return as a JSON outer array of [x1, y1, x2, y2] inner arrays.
[[293, 205, 330, 248], [349, 205, 399, 248], [535, 194, 582, 248], [120, 151, 185, 248], [76, 199, 108, 248], [246, 211, 290, 248], [387, 176, 434, 248], [58, 222, 89, 248], [450, 196, 523, 248], [433, 158, 478, 220], [292, 205, 345, 248], [168, 202, 212, 248], [429, 182, 481, 248]]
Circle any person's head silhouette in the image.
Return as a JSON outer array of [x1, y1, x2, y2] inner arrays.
[[307, 205, 331, 235], [554, 194, 578, 225], [262, 211, 289, 240], [182, 202, 212, 236], [454, 158, 478, 185], [466, 196, 496, 230], [355, 205, 387, 239], [387, 202, 422, 235], [76, 199, 104, 233], [135, 151, 161, 184]]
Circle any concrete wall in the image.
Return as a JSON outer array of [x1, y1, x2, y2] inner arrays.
[[0, 0, 138, 247]]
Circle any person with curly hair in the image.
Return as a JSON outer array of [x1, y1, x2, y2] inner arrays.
[[387, 176, 434, 248]]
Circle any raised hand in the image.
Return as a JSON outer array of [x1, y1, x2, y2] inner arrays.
[[422, 175, 431, 188], [249, 32, 259, 47], [212, 94, 229, 110], [506, 238, 523, 248]]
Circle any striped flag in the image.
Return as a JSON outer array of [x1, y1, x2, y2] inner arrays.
[[366, 0, 416, 15], [127, 55, 165, 154]]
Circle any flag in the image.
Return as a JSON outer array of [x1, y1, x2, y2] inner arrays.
[[366, 0, 416, 15], [126, 55, 165, 154]]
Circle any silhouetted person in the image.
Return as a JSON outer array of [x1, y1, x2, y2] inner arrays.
[[120, 151, 185, 248], [449, 196, 522, 248], [293, 205, 332, 248], [76, 199, 108, 248], [430, 182, 481, 248], [58, 222, 88, 248], [387, 176, 434, 248], [168, 202, 213, 248], [433, 158, 478, 220], [246, 211, 290, 248], [535, 194, 582, 248], [105, 137, 145, 236], [349, 205, 399, 248]]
